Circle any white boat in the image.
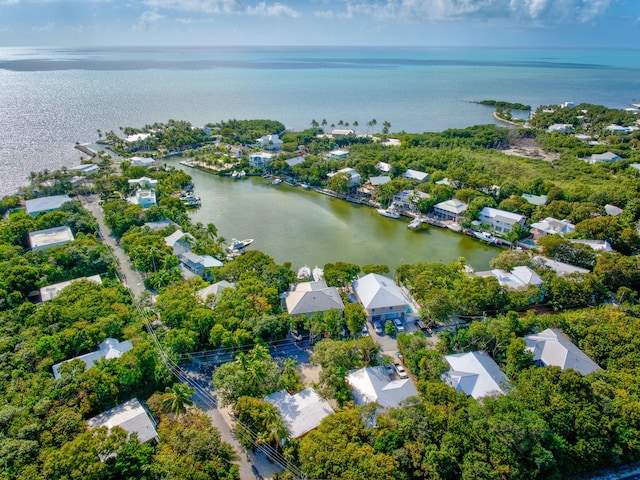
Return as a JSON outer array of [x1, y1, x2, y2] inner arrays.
[[272, 178, 282, 185], [471, 231, 498, 244], [408, 218, 423, 229], [447, 223, 462, 232], [312, 266, 324, 281], [231, 170, 239, 178], [226, 238, 254, 252], [377, 207, 400, 219], [297, 265, 311, 280]]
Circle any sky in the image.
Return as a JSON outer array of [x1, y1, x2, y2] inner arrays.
[[0, 0, 638, 48]]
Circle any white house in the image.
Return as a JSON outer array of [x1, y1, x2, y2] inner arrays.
[[392, 190, 430, 212], [68, 164, 99, 175], [347, 366, 418, 408], [178, 251, 223, 279], [125, 133, 151, 143], [29, 226, 74, 251], [127, 177, 158, 209], [376, 161, 391, 173], [478, 207, 525, 234], [443, 351, 510, 400], [256, 134, 283, 151], [40, 274, 102, 302], [164, 230, 195, 256], [605, 204, 623, 216], [284, 280, 344, 317], [249, 152, 274, 168], [25, 194, 72, 216], [352, 273, 406, 322], [524, 328, 602, 375], [285, 156, 306, 168], [327, 149, 349, 160], [264, 388, 334, 439], [532, 256, 590, 276], [196, 280, 234, 307], [331, 129, 355, 137], [87, 398, 158, 445], [567, 239, 612, 252], [130, 156, 156, 167], [369, 175, 392, 187], [547, 123, 574, 133], [521, 194, 548, 206], [530, 217, 575, 238], [475, 266, 543, 290], [585, 151, 621, 164], [402, 169, 430, 183], [433, 199, 467, 221], [52, 338, 133, 379], [328, 167, 361, 187]]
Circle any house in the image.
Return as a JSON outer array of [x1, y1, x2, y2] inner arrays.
[[352, 273, 406, 322], [264, 388, 334, 439], [478, 207, 525, 234], [521, 193, 548, 206], [52, 338, 133, 379], [127, 177, 158, 209], [586, 151, 621, 164], [285, 156, 306, 168], [249, 152, 274, 168], [164, 230, 195, 256], [604, 124, 630, 134], [25, 194, 72, 216], [524, 328, 602, 375], [376, 161, 391, 173], [125, 133, 151, 143], [402, 169, 429, 183], [40, 274, 102, 302], [327, 149, 349, 160], [392, 190, 430, 213], [567, 239, 612, 252], [68, 164, 99, 175], [328, 167, 361, 187], [475, 266, 543, 290], [331, 129, 355, 137], [144, 220, 177, 232], [547, 123, 574, 133], [256, 134, 283, 150], [433, 199, 468, 221], [605, 204, 623, 216], [178, 251, 223, 279], [283, 280, 344, 317], [87, 398, 158, 445], [530, 217, 575, 238], [29, 225, 74, 251], [347, 366, 418, 408], [442, 351, 510, 399], [381, 138, 401, 147], [130, 156, 156, 167], [196, 280, 234, 306], [532, 256, 590, 276], [369, 175, 392, 187]]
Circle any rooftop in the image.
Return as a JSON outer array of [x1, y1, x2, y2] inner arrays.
[[347, 366, 418, 408], [264, 388, 334, 438], [28, 225, 74, 250], [40, 274, 102, 302], [524, 328, 602, 375], [25, 194, 72, 216], [352, 273, 405, 310], [87, 398, 158, 444], [443, 351, 510, 399], [52, 338, 133, 379]]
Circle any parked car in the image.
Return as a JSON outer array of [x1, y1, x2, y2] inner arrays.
[[414, 319, 428, 331], [394, 363, 408, 379], [393, 318, 405, 332], [384, 364, 394, 376], [373, 322, 383, 335], [361, 325, 369, 337]]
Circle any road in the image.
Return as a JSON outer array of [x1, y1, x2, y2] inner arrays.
[[77, 194, 280, 479]]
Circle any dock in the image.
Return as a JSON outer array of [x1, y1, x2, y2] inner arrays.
[[74, 144, 97, 158]]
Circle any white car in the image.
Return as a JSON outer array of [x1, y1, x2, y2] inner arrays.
[[394, 363, 408, 379], [393, 318, 405, 332], [361, 325, 369, 337]]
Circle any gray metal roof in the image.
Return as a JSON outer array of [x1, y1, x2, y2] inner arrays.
[[443, 351, 510, 399], [352, 273, 405, 310], [347, 366, 418, 408], [87, 398, 158, 444], [25, 195, 72, 215], [524, 328, 602, 375]]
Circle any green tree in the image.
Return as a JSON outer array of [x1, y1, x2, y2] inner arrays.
[[344, 302, 367, 337], [162, 383, 195, 416]]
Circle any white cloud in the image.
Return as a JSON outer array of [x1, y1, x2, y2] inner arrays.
[[142, 0, 243, 14], [313, 9, 335, 17], [246, 2, 301, 17], [32, 22, 55, 32], [135, 9, 164, 30]]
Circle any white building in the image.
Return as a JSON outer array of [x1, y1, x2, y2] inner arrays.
[[327, 149, 349, 160], [256, 134, 283, 151], [402, 169, 430, 183], [475, 266, 543, 290], [547, 123, 574, 133], [524, 328, 602, 375], [347, 366, 418, 408], [328, 167, 361, 187], [130, 156, 156, 167], [433, 199, 467, 221], [392, 190, 430, 212], [52, 338, 133, 379], [40, 274, 102, 302], [264, 388, 334, 438], [29, 226, 74, 251], [249, 152, 274, 168], [283, 280, 344, 317], [25, 195, 72, 216], [532, 256, 590, 276], [127, 177, 158, 209], [443, 351, 510, 400], [478, 207, 525, 234], [530, 217, 575, 238], [352, 273, 406, 322], [585, 151, 621, 164], [87, 398, 158, 445]]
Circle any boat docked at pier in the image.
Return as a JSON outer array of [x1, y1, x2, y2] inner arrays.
[[297, 265, 311, 280], [312, 266, 324, 281], [179, 191, 201, 208], [377, 206, 400, 219], [408, 217, 423, 229], [471, 230, 498, 244], [226, 238, 254, 252]]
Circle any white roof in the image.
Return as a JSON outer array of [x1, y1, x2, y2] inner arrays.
[[376, 161, 391, 172], [352, 273, 405, 310], [250, 152, 274, 159], [40, 274, 102, 302], [52, 338, 133, 379], [264, 388, 334, 438], [479, 207, 525, 224], [524, 328, 602, 375], [604, 204, 623, 216], [87, 398, 158, 444], [530, 217, 575, 236], [475, 266, 542, 290], [532, 256, 590, 276], [443, 351, 509, 399], [434, 199, 467, 214], [369, 175, 392, 186], [130, 156, 155, 166], [402, 169, 429, 182], [197, 280, 234, 303], [125, 133, 151, 142], [567, 239, 612, 252], [128, 176, 158, 188], [347, 366, 418, 408], [521, 193, 548, 206], [284, 280, 344, 316], [285, 156, 306, 167], [68, 164, 99, 174], [547, 123, 573, 132], [25, 195, 72, 215], [28, 226, 74, 250]]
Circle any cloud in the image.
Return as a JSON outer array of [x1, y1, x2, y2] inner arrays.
[[315, 0, 613, 24], [32, 22, 55, 32], [135, 9, 165, 30], [246, 2, 301, 17]]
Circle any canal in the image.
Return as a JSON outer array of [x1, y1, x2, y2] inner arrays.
[[173, 162, 500, 273]]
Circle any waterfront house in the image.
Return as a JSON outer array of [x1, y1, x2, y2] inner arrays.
[[475, 266, 543, 290], [352, 273, 406, 322], [29, 225, 74, 251], [585, 151, 621, 164], [328, 167, 361, 188], [392, 190, 430, 213], [52, 338, 133, 379], [478, 207, 525, 234], [264, 388, 334, 439], [433, 199, 467, 221], [196, 280, 234, 307], [25, 194, 72, 216], [547, 123, 574, 134], [249, 152, 274, 168], [567, 239, 612, 252], [369, 175, 392, 187], [532, 256, 590, 276], [524, 328, 602, 375], [347, 366, 418, 408], [530, 217, 575, 239], [331, 129, 355, 137], [178, 251, 223, 280], [130, 156, 156, 167], [68, 163, 99, 175], [285, 156, 306, 168], [256, 134, 283, 151], [87, 398, 158, 445], [164, 229, 195, 256], [402, 169, 429, 183], [40, 274, 102, 302], [521, 193, 548, 206], [283, 280, 344, 317], [327, 149, 349, 160], [127, 177, 157, 209], [125, 133, 151, 143], [442, 351, 510, 400]]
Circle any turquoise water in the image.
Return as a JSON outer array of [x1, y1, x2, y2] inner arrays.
[[1, 46, 639, 196]]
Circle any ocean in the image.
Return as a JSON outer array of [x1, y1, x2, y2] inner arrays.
[[0, 46, 639, 197]]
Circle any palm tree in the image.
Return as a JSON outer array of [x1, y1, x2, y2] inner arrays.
[[162, 383, 195, 416], [310, 119, 319, 129], [382, 121, 391, 135]]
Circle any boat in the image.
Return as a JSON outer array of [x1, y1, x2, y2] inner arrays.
[[231, 170, 239, 178], [446, 223, 463, 232], [408, 218, 423, 229], [272, 178, 282, 185], [226, 238, 254, 252], [300, 183, 310, 189], [471, 231, 498, 244], [181, 196, 201, 208], [312, 266, 324, 282], [377, 207, 400, 219], [297, 265, 311, 280]]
